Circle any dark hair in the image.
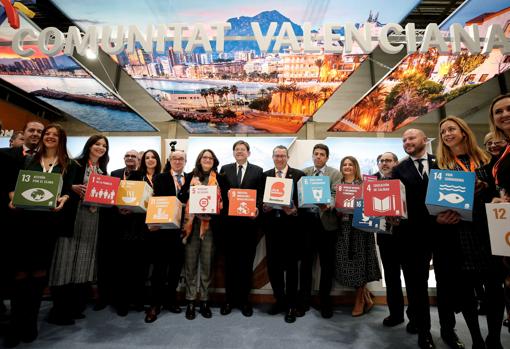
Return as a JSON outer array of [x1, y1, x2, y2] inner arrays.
[[193, 149, 219, 181], [32, 123, 70, 174], [272, 145, 288, 156], [313, 143, 329, 157], [22, 120, 44, 132], [377, 152, 398, 163], [9, 130, 23, 142], [232, 140, 250, 151], [76, 135, 109, 174], [139, 149, 162, 176]]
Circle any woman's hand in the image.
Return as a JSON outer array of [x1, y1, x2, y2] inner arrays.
[[436, 210, 461, 225], [72, 184, 87, 197], [53, 195, 69, 212]]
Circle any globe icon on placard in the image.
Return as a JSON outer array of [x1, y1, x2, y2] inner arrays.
[[31, 189, 46, 201]]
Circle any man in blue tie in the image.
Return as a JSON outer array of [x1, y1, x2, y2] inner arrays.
[[299, 144, 341, 318], [219, 140, 263, 317]]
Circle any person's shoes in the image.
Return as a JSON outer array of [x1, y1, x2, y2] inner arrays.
[[503, 318, 509, 327], [268, 302, 286, 315], [166, 304, 182, 314], [220, 303, 233, 315], [199, 302, 212, 319], [352, 287, 365, 317], [363, 288, 374, 313], [144, 306, 160, 323], [241, 303, 253, 317], [406, 322, 419, 334], [383, 316, 404, 327], [440, 330, 465, 349], [485, 335, 504, 349], [92, 301, 107, 311], [116, 306, 129, 317], [284, 308, 297, 323], [321, 305, 334, 319], [418, 332, 436, 349], [185, 302, 196, 320]]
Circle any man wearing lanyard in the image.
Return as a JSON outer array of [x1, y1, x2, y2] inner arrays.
[[219, 140, 263, 317], [300, 143, 341, 318], [390, 129, 463, 349], [261, 145, 305, 323], [111, 150, 139, 180], [145, 149, 187, 322]]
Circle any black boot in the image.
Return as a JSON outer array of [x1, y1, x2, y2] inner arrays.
[[48, 285, 75, 326], [21, 276, 47, 343]]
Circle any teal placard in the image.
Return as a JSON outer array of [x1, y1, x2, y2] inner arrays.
[[12, 170, 63, 210]]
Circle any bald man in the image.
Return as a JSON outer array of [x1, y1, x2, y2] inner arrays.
[[391, 129, 463, 349]]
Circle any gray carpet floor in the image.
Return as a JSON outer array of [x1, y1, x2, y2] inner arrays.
[[2, 302, 510, 349]]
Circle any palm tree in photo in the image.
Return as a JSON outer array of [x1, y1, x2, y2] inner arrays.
[[208, 87, 217, 106], [230, 85, 239, 112], [221, 86, 231, 109], [200, 88, 210, 109], [319, 86, 333, 102], [315, 58, 324, 82]]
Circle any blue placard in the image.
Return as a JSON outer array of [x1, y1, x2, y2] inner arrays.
[[297, 176, 331, 208], [352, 199, 387, 233], [426, 169, 476, 221]]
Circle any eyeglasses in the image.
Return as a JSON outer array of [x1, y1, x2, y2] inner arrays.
[[378, 159, 395, 164]]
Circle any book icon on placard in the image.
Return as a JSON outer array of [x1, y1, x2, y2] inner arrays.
[[372, 196, 393, 213]]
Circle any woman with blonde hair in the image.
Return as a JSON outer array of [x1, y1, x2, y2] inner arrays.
[[435, 116, 505, 349], [334, 156, 380, 317]]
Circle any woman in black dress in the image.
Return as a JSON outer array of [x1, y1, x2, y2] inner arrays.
[[5, 123, 74, 348]]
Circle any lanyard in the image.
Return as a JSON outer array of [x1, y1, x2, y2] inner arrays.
[[493, 145, 510, 186], [145, 174, 153, 188], [454, 156, 476, 172]]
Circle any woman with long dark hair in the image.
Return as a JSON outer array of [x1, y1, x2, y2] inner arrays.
[[334, 156, 380, 317], [5, 123, 74, 347], [47, 135, 109, 326], [178, 149, 227, 320], [435, 116, 505, 349]]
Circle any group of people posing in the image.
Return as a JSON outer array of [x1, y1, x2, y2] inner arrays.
[[0, 93, 509, 349]]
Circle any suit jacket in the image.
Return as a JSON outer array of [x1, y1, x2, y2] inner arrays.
[[220, 162, 263, 213], [390, 154, 437, 231], [302, 165, 342, 231], [261, 166, 305, 220]]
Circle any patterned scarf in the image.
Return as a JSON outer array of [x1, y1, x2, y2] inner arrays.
[[182, 171, 223, 244]]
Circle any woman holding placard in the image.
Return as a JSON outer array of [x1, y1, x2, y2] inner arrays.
[[436, 116, 504, 349], [177, 149, 227, 320], [5, 123, 74, 348], [47, 135, 109, 326], [334, 156, 381, 317]]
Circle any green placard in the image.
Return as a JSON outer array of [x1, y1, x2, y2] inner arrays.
[[12, 170, 63, 210]]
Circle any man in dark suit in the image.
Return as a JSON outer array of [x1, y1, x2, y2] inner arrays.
[[219, 140, 263, 317], [261, 145, 305, 323], [375, 152, 409, 327], [144, 149, 187, 322], [300, 143, 341, 318], [0, 121, 44, 321], [110, 150, 139, 179], [391, 129, 463, 349]]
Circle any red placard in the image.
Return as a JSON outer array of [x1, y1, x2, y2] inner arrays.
[[228, 189, 257, 217], [362, 179, 407, 218], [83, 173, 120, 207], [335, 184, 362, 212]]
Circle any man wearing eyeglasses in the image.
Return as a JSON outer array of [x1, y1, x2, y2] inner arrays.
[[112, 150, 140, 180]]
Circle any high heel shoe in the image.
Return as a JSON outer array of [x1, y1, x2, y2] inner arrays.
[[352, 287, 365, 317], [363, 287, 374, 313]]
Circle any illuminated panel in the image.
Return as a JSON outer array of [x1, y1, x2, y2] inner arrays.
[[329, 0, 510, 132], [0, 17, 156, 132], [50, 0, 420, 133]]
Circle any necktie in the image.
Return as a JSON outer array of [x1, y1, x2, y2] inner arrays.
[[175, 174, 183, 193], [416, 159, 428, 180], [314, 169, 321, 176], [277, 170, 283, 178], [237, 165, 243, 187]]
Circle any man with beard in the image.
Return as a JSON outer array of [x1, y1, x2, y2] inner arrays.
[[390, 129, 463, 349]]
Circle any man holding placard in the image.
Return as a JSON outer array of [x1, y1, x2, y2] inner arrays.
[[300, 144, 341, 318], [261, 145, 304, 323], [219, 140, 263, 317]]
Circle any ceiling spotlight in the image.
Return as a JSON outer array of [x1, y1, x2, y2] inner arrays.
[[85, 48, 97, 60]]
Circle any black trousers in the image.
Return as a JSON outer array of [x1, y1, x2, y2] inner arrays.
[[113, 240, 147, 309], [299, 214, 335, 306], [377, 233, 408, 321], [223, 218, 258, 305], [145, 230, 184, 307], [265, 214, 301, 308]]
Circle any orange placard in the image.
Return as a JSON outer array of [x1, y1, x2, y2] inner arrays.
[[116, 180, 153, 212], [228, 189, 257, 217], [146, 196, 182, 229]]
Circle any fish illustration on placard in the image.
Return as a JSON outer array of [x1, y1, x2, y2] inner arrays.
[[438, 192, 464, 204]]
